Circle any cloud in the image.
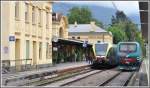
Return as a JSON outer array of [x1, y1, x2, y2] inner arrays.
[[53, 1, 139, 15], [113, 1, 139, 15]]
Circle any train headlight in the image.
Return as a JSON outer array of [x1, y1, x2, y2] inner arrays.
[[136, 57, 141, 61]]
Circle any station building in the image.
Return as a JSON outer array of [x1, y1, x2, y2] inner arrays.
[[1, 1, 53, 72], [68, 21, 113, 44], [51, 13, 95, 64], [52, 13, 68, 39]]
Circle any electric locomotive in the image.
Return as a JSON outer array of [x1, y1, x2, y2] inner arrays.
[[116, 42, 142, 70]]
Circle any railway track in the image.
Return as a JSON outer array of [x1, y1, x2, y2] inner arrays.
[[100, 71, 135, 86], [21, 65, 93, 86], [61, 68, 120, 86], [49, 69, 135, 87], [21, 66, 135, 87]]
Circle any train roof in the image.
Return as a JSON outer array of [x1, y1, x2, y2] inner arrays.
[[117, 42, 140, 44], [95, 42, 113, 44]]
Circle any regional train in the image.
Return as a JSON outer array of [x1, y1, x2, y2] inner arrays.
[[116, 42, 142, 70], [92, 42, 119, 68]]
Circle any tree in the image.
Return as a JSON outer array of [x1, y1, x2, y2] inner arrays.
[[112, 11, 129, 24], [107, 24, 127, 44], [67, 6, 103, 28], [91, 18, 104, 28], [108, 10, 146, 56]]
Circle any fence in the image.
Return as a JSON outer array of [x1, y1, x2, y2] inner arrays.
[[2, 59, 32, 73]]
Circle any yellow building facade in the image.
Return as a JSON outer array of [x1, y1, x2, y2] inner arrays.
[[68, 22, 113, 44], [52, 13, 68, 39], [1, 1, 53, 72]]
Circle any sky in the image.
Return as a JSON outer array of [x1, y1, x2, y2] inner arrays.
[[53, 1, 141, 29], [54, 1, 140, 16]]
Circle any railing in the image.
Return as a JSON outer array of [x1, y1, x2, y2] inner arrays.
[[2, 59, 32, 73]]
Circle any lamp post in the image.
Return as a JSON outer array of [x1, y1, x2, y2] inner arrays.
[[52, 36, 58, 66], [83, 40, 88, 62]]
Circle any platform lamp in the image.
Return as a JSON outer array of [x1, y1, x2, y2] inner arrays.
[[52, 36, 59, 65], [83, 40, 88, 62]]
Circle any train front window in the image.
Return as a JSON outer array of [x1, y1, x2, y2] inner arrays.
[[95, 44, 108, 56], [119, 44, 137, 52]]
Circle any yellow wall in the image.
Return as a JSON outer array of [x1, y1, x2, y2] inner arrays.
[[52, 16, 68, 39], [1, 1, 53, 69], [69, 33, 113, 44]]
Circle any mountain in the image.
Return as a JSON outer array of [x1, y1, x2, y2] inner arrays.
[[52, 2, 141, 29]]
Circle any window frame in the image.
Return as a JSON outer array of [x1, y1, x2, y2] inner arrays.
[[25, 3, 29, 23], [32, 6, 36, 25], [15, 2, 19, 20]]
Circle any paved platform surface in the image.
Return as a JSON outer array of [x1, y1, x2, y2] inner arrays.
[[2, 61, 90, 86], [131, 58, 149, 86], [139, 59, 149, 86]]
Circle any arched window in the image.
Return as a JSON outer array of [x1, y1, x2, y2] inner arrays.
[[72, 36, 75, 39], [59, 27, 63, 38], [77, 37, 80, 39]]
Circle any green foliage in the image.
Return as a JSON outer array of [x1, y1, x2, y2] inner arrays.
[[135, 32, 146, 57], [108, 11, 146, 56], [91, 18, 104, 28], [67, 6, 91, 24], [67, 6, 103, 28], [107, 24, 127, 44]]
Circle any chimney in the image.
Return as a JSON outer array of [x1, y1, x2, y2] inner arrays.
[[74, 21, 77, 27], [90, 21, 96, 31]]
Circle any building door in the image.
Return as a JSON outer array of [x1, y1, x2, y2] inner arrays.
[[33, 41, 37, 65], [15, 39, 21, 71], [26, 40, 29, 59], [59, 27, 63, 38]]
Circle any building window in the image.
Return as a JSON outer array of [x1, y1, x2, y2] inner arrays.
[[46, 12, 49, 28], [77, 37, 80, 39], [15, 2, 19, 19], [25, 3, 28, 22], [46, 43, 49, 59], [32, 6, 35, 24], [38, 9, 41, 26], [97, 41, 101, 43], [72, 36, 75, 39], [39, 42, 42, 60]]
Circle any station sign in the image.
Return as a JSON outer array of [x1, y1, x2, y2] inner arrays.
[[83, 41, 88, 48], [9, 36, 15, 41], [52, 36, 58, 43], [53, 47, 58, 51], [3, 46, 8, 54]]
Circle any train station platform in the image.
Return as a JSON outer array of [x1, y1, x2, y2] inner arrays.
[[139, 58, 149, 86], [2, 61, 90, 86], [131, 58, 149, 86]]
